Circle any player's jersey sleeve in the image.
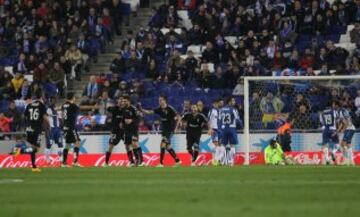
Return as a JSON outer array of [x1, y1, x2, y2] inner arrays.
[[181, 112, 190, 122], [24, 105, 30, 123], [199, 113, 208, 126], [40, 103, 47, 117], [153, 107, 161, 116], [168, 106, 177, 119], [264, 145, 271, 164]]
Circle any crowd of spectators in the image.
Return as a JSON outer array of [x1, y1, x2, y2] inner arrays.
[[2, 0, 360, 135], [0, 0, 129, 135]]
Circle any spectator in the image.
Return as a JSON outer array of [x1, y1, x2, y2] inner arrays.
[[33, 63, 48, 84], [232, 78, 244, 97], [196, 100, 208, 117], [84, 119, 103, 132], [355, 90, 360, 117], [5, 101, 22, 131], [110, 54, 126, 74], [202, 42, 219, 63], [260, 92, 284, 127], [151, 119, 161, 133], [65, 44, 83, 80], [139, 119, 150, 133], [292, 105, 311, 130], [114, 81, 129, 99], [181, 99, 192, 114], [96, 91, 114, 115], [82, 75, 99, 105], [11, 73, 25, 98], [0, 113, 12, 133], [49, 62, 65, 97], [350, 23, 360, 44]]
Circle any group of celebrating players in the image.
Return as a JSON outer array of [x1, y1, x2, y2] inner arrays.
[[320, 100, 356, 165], [13, 90, 241, 172]]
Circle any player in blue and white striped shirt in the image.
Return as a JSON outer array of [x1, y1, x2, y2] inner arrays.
[[45, 96, 63, 163], [218, 97, 241, 166], [338, 105, 356, 165], [208, 98, 224, 166], [319, 101, 340, 165]]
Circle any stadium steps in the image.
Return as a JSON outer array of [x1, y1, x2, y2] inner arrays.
[[65, 5, 155, 101]]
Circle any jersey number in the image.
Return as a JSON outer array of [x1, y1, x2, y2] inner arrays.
[[63, 110, 68, 120], [324, 114, 333, 125], [29, 108, 39, 121], [221, 113, 231, 124]]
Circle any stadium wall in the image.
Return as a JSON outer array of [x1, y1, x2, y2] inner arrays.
[[1, 133, 360, 167]]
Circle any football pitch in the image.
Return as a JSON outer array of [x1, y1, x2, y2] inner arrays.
[[1, 166, 360, 217]]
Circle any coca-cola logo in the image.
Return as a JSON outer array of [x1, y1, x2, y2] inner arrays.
[[194, 155, 211, 166], [0, 156, 32, 168], [291, 153, 322, 165], [0, 155, 62, 168], [94, 154, 160, 167]]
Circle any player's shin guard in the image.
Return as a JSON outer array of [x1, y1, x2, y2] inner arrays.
[[332, 144, 340, 162], [127, 150, 134, 164], [160, 147, 165, 165], [133, 147, 144, 164], [167, 148, 179, 162], [225, 146, 231, 166], [105, 151, 111, 165], [348, 147, 354, 165], [323, 147, 330, 164], [45, 148, 51, 162], [220, 146, 227, 165], [63, 148, 69, 164], [193, 144, 199, 162], [214, 146, 220, 161], [73, 147, 80, 163], [231, 147, 236, 166], [30, 148, 38, 168], [187, 147, 193, 158]]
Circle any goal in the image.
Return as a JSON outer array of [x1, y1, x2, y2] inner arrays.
[[243, 75, 360, 165]]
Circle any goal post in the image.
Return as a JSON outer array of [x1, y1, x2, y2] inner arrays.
[[243, 75, 360, 165]]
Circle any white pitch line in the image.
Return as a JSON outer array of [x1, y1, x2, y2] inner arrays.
[[0, 179, 24, 184]]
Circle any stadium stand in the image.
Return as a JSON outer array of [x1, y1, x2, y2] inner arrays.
[[1, 0, 360, 134]]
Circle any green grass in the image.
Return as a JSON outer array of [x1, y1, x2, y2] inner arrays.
[[1, 166, 360, 217]]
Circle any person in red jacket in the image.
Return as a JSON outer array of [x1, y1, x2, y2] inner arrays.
[[299, 48, 315, 69], [0, 113, 13, 133], [178, 0, 197, 10]]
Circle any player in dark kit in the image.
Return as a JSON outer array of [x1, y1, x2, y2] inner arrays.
[[123, 95, 144, 166], [104, 96, 125, 167], [181, 105, 208, 166], [139, 95, 181, 167], [61, 93, 81, 167], [23, 90, 49, 172]]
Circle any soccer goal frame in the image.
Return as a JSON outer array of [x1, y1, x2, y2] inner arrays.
[[243, 75, 360, 165]]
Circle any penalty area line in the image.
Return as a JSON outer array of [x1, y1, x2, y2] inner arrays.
[[0, 179, 24, 184]]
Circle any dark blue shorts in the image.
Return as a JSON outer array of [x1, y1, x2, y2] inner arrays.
[[221, 128, 238, 145], [211, 129, 222, 142], [47, 127, 63, 148], [342, 129, 355, 144], [322, 129, 339, 145]]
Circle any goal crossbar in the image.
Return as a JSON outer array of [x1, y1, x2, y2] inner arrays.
[[243, 75, 360, 165]]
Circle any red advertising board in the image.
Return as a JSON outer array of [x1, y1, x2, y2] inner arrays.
[[0, 152, 359, 168]]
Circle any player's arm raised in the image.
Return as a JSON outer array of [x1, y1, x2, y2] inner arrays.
[[137, 104, 154, 115]]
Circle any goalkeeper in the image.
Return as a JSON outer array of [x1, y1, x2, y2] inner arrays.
[[264, 139, 296, 165]]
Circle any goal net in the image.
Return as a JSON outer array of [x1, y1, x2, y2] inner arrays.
[[242, 75, 360, 165]]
